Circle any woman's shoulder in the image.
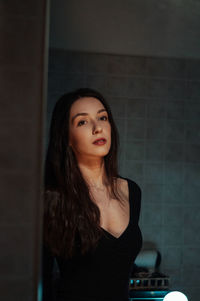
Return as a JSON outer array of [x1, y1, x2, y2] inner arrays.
[[118, 176, 141, 194], [117, 176, 142, 207], [118, 177, 142, 222]]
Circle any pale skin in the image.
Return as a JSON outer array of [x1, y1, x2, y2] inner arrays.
[[69, 97, 130, 238]]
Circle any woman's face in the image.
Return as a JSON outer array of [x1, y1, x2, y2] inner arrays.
[[69, 97, 111, 162]]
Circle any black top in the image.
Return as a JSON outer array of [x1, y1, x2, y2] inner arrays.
[[42, 178, 142, 301]]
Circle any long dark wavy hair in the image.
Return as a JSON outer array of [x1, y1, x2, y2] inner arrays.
[[43, 88, 120, 258]]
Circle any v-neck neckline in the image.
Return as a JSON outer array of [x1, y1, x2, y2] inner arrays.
[[100, 178, 131, 240]]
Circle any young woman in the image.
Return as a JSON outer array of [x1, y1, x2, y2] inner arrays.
[[42, 88, 142, 301]]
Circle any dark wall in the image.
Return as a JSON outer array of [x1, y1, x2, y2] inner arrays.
[[47, 48, 200, 301], [0, 1, 48, 300]]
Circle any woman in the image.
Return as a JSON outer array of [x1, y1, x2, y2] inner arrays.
[[42, 88, 142, 301]]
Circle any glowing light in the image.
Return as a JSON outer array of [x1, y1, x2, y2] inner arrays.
[[163, 291, 188, 301]]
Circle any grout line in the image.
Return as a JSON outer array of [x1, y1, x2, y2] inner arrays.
[[162, 97, 167, 251]]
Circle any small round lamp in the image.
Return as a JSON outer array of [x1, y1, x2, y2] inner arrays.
[[163, 291, 188, 301]]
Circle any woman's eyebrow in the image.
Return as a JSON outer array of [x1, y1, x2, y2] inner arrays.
[[71, 112, 88, 124], [97, 109, 107, 114], [71, 109, 107, 123]]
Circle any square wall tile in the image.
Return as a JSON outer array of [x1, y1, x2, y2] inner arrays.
[[183, 184, 200, 205], [145, 140, 164, 162], [186, 59, 200, 80], [164, 162, 184, 185], [183, 206, 200, 245], [125, 141, 145, 161], [125, 56, 146, 76], [167, 80, 187, 99], [86, 75, 107, 95], [127, 99, 146, 119], [142, 184, 163, 204], [162, 224, 183, 246], [126, 78, 147, 98], [146, 119, 165, 140], [185, 143, 200, 163], [146, 79, 187, 99], [166, 101, 185, 120], [144, 163, 164, 184], [85, 53, 108, 74], [164, 142, 185, 162], [163, 184, 183, 205], [107, 76, 128, 97], [181, 268, 200, 286], [142, 203, 163, 226], [163, 205, 183, 226], [127, 119, 145, 140], [145, 57, 186, 79], [107, 55, 127, 75], [165, 120, 185, 142], [161, 247, 182, 269], [188, 80, 200, 99], [182, 247, 200, 268], [140, 224, 162, 249], [184, 102, 200, 121], [123, 160, 144, 182], [184, 163, 200, 186], [146, 79, 169, 98], [146, 100, 166, 119], [108, 97, 126, 119], [185, 121, 200, 143]]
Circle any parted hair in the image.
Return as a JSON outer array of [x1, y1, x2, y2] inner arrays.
[[43, 88, 120, 258]]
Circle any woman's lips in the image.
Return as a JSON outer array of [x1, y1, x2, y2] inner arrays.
[[93, 138, 107, 145]]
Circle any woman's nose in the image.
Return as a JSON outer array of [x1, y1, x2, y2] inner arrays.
[[92, 122, 103, 135]]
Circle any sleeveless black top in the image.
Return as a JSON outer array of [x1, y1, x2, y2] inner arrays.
[[42, 178, 142, 301]]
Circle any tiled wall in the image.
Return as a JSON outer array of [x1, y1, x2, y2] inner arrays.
[[0, 1, 48, 300], [47, 48, 200, 301]]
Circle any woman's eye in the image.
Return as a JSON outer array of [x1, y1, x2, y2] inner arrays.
[[100, 115, 108, 121], [77, 120, 86, 126]]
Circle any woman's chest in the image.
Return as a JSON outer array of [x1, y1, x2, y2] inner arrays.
[[98, 197, 130, 239]]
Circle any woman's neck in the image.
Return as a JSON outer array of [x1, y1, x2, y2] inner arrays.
[[78, 158, 107, 189]]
